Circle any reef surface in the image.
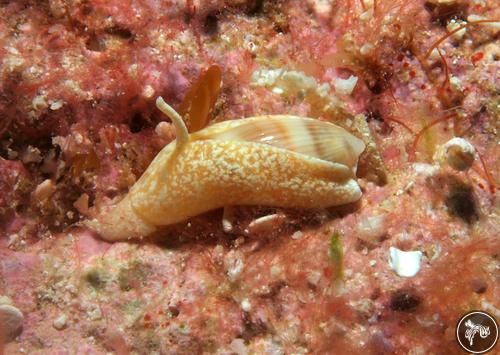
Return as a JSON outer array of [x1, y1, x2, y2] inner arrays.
[[0, 0, 499, 353]]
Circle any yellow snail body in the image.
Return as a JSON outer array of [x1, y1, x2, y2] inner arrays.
[[86, 97, 365, 241]]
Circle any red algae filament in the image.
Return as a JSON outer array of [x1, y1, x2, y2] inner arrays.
[[437, 49, 450, 93], [384, 115, 414, 134], [410, 114, 456, 160], [472, 145, 496, 194], [471, 52, 484, 64]]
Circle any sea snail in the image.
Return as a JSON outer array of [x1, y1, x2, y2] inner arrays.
[[86, 97, 366, 241]]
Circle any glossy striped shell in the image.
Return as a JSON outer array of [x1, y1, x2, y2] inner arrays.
[[192, 115, 365, 172], [86, 98, 366, 241]]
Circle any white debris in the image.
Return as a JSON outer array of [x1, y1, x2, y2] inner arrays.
[[73, 193, 90, 215], [245, 213, 286, 236], [49, 99, 65, 110], [389, 247, 423, 277], [428, 48, 443, 62], [226, 253, 244, 281], [359, 8, 374, 21], [229, 338, 248, 355], [413, 163, 438, 176], [271, 87, 284, 95], [222, 206, 235, 233], [53, 314, 67, 330], [154, 121, 175, 141], [270, 264, 283, 278], [356, 215, 387, 243], [333, 75, 358, 95], [142, 84, 155, 98], [446, 19, 467, 40], [21, 146, 43, 164], [32, 94, 48, 111], [33, 179, 56, 203], [449, 76, 463, 92], [251, 68, 331, 100], [0, 304, 24, 342], [241, 298, 251, 312], [360, 43, 374, 55], [307, 270, 322, 286], [291, 231, 303, 240]]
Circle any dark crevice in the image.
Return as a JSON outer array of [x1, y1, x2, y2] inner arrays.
[[202, 12, 219, 36], [390, 289, 421, 312]]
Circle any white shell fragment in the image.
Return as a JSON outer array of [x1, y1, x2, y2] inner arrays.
[[356, 215, 387, 243], [53, 314, 67, 330], [244, 214, 286, 236], [0, 304, 24, 342], [434, 137, 476, 171], [333, 75, 358, 95], [389, 247, 423, 278]]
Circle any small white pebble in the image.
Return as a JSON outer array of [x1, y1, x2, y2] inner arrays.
[[389, 247, 422, 277], [334, 75, 358, 95], [154, 121, 175, 141], [307, 270, 322, 286], [32, 95, 47, 110], [33, 179, 56, 202], [291, 231, 303, 240], [446, 19, 467, 40], [245, 214, 286, 236], [241, 299, 251, 312], [21, 146, 42, 164], [449, 76, 463, 92], [272, 87, 284, 95], [360, 43, 374, 55], [222, 207, 235, 233], [142, 85, 155, 98], [227, 258, 244, 281], [53, 314, 67, 330], [369, 260, 377, 267], [428, 48, 443, 62], [270, 264, 282, 278], [356, 215, 387, 243], [49, 100, 64, 110], [230, 338, 248, 355], [413, 163, 438, 176]]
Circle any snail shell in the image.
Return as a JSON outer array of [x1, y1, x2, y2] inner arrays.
[[86, 97, 365, 241]]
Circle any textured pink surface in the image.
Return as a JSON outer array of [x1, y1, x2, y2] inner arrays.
[[1, 0, 499, 353]]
